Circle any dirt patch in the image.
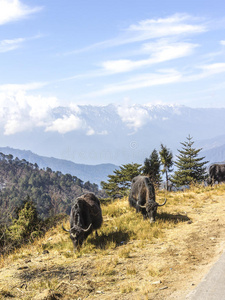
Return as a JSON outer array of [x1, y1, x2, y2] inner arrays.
[[1, 189, 225, 299]]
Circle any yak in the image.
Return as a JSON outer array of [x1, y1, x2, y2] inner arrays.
[[62, 193, 103, 250], [128, 175, 167, 223], [208, 164, 225, 185]]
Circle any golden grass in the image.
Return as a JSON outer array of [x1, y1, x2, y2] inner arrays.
[[1, 183, 225, 299]]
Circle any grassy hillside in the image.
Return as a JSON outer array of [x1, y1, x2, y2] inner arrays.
[[1, 184, 225, 299]]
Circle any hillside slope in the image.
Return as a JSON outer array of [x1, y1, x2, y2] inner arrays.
[[0, 153, 103, 224], [1, 185, 225, 299], [0, 147, 118, 186]]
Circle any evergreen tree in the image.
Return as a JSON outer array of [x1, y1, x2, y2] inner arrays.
[[171, 135, 208, 187], [101, 163, 142, 198], [143, 149, 162, 188], [8, 196, 41, 245], [159, 144, 173, 190]]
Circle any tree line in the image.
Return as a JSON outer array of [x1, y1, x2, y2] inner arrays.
[[0, 153, 103, 225], [101, 135, 209, 198]]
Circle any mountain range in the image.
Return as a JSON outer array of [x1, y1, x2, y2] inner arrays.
[[0, 147, 117, 186], [1, 104, 225, 173]]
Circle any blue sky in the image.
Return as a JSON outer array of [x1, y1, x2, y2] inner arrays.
[[0, 0, 225, 115]]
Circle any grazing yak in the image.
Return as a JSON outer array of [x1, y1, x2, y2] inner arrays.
[[62, 193, 103, 250], [129, 175, 167, 223], [208, 164, 225, 185]]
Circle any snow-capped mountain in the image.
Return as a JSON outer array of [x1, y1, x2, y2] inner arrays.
[[1, 103, 225, 165]]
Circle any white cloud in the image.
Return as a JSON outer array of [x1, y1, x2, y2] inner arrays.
[[220, 40, 225, 46], [127, 14, 206, 40], [0, 37, 25, 52], [45, 114, 85, 134], [81, 60, 225, 99], [0, 34, 42, 53], [102, 41, 197, 73], [117, 104, 150, 130], [0, 0, 42, 25], [185, 63, 225, 82], [83, 69, 182, 98], [0, 82, 47, 92], [86, 127, 95, 136], [0, 91, 59, 135], [0, 87, 106, 136], [68, 13, 206, 54], [200, 63, 225, 74]]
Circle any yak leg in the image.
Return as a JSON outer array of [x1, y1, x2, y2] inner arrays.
[[95, 230, 98, 237]]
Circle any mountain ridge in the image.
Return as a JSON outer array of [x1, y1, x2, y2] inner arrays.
[[0, 147, 118, 186], [1, 104, 225, 165]]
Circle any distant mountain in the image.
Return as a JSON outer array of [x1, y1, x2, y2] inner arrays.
[[202, 145, 225, 165], [1, 104, 225, 165], [197, 135, 225, 165], [0, 147, 118, 186]]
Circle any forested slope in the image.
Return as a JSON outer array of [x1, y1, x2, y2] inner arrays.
[[0, 152, 104, 225]]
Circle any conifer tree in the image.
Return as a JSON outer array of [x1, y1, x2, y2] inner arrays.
[[171, 135, 208, 187], [101, 163, 142, 198], [143, 149, 162, 188], [159, 144, 173, 190]]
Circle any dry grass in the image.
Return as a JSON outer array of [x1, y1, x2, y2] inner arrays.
[[1, 184, 225, 299]]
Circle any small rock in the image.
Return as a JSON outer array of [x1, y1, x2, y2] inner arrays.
[[159, 286, 168, 290], [17, 266, 29, 270], [150, 280, 162, 285], [42, 250, 49, 254], [187, 220, 193, 224]]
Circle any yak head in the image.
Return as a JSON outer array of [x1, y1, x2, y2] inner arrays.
[[140, 198, 167, 223], [146, 201, 158, 223], [62, 223, 92, 250]]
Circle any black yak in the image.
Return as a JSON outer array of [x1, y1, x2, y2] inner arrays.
[[208, 164, 225, 185], [62, 193, 103, 250], [128, 175, 166, 223]]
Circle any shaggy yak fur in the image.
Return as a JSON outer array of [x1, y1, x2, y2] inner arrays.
[[62, 193, 103, 250], [128, 175, 166, 223], [208, 164, 225, 185]]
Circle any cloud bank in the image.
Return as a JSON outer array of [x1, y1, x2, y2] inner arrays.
[[0, 0, 42, 25]]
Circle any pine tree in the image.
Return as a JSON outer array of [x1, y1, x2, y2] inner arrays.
[[171, 135, 208, 187], [143, 149, 162, 188], [159, 144, 173, 190], [101, 163, 142, 198]]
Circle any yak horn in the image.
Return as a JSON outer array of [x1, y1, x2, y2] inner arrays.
[[62, 224, 70, 232], [157, 198, 167, 207], [82, 223, 92, 232], [138, 204, 146, 208]]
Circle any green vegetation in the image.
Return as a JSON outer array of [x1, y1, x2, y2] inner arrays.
[[102, 136, 208, 196], [0, 152, 103, 225], [101, 163, 142, 198], [143, 148, 162, 188], [171, 135, 208, 186], [0, 196, 67, 255]]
